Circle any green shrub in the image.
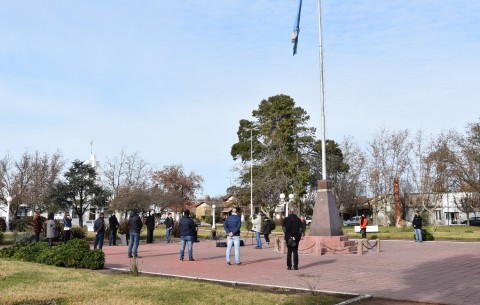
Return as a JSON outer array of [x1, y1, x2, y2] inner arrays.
[[0, 242, 25, 258], [412, 229, 434, 241], [71, 226, 87, 239], [81, 249, 105, 270], [0, 230, 4, 244], [118, 219, 129, 235], [0, 239, 105, 270], [11, 217, 33, 232], [13, 242, 49, 262]]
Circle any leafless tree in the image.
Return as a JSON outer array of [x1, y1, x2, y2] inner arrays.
[[335, 136, 367, 218], [103, 150, 152, 217], [0, 150, 64, 217], [151, 164, 203, 213], [365, 127, 411, 225]]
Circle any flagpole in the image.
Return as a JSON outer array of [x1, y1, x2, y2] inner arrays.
[[317, 0, 327, 180]]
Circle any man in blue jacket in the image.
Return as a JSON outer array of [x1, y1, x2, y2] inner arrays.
[[224, 207, 242, 265], [179, 210, 196, 261]]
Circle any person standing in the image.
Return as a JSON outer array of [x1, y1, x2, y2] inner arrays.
[[164, 213, 174, 243], [300, 216, 307, 238], [108, 213, 119, 246], [178, 210, 196, 261], [252, 214, 262, 249], [412, 212, 423, 243], [262, 218, 273, 246], [63, 212, 72, 244], [283, 209, 303, 270], [33, 211, 42, 242], [46, 212, 56, 247], [128, 210, 143, 258], [93, 213, 105, 250], [146, 210, 156, 244], [224, 207, 242, 265], [359, 214, 368, 239]]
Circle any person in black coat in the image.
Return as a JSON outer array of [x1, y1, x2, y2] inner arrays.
[[128, 211, 143, 258], [108, 214, 119, 246], [262, 218, 273, 246], [146, 210, 156, 244], [178, 210, 196, 261], [412, 212, 423, 242], [282, 210, 303, 270]]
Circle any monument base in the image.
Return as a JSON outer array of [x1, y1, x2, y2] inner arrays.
[[300, 235, 357, 255]]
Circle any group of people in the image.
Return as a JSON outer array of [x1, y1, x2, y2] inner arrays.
[[32, 211, 73, 247]]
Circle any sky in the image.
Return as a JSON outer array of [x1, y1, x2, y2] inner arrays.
[[1, 0, 479, 198]]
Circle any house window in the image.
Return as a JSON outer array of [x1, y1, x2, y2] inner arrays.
[[89, 208, 96, 220], [435, 210, 442, 220]]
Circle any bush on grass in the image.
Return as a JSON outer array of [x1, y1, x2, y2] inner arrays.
[[0, 239, 104, 270]]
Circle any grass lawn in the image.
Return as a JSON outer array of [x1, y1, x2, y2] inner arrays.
[[341, 224, 480, 241], [0, 260, 344, 305]]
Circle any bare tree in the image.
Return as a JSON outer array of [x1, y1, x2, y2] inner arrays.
[[151, 164, 203, 213], [365, 128, 411, 225], [0, 151, 64, 218], [103, 150, 152, 216], [335, 136, 367, 218]]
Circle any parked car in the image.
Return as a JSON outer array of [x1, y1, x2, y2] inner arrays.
[[305, 215, 312, 226], [461, 217, 480, 226], [343, 216, 361, 226]]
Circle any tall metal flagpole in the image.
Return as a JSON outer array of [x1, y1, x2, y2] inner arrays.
[[250, 128, 253, 219], [317, 0, 327, 180]]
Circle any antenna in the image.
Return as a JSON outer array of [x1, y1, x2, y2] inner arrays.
[[90, 139, 93, 155]]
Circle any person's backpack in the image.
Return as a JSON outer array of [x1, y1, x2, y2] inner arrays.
[[270, 221, 276, 231]]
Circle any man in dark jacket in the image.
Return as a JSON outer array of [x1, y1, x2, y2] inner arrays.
[[178, 210, 196, 261], [224, 207, 242, 265], [146, 210, 156, 244], [164, 212, 174, 243], [412, 212, 423, 242], [93, 213, 105, 250], [283, 209, 303, 270], [108, 214, 119, 246], [128, 210, 143, 258]]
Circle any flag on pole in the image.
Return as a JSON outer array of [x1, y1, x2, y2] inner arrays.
[[292, 0, 303, 55]]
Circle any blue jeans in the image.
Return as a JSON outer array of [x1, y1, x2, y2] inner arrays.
[[128, 232, 140, 256], [226, 235, 241, 264], [166, 227, 172, 242], [109, 229, 117, 246], [414, 228, 423, 242], [180, 236, 193, 260], [255, 231, 262, 248], [94, 232, 104, 249]]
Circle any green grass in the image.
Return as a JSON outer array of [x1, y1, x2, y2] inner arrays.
[[0, 260, 344, 305], [342, 225, 480, 241]]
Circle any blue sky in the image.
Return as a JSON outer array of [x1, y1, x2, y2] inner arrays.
[[1, 1, 479, 197]]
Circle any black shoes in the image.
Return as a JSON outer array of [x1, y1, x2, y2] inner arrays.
[[293, 267, 298, 270], [287, 267, 292, 270]]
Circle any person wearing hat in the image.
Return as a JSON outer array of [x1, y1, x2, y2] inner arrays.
[[359, 214, 368, 239]]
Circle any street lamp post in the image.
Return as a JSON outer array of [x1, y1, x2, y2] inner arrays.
[[211, 204, 216, 239], [212, 204, 216, 229], [6, 196, 12, 231]]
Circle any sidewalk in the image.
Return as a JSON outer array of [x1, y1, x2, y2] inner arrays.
[[103, 238, 480, 305]]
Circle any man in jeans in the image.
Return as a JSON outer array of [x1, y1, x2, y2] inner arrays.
[[179, 210, 196, 261], [93, 213, 105, 250], [164, 212, 174, 243], [224, 207, 242, 265], [128, 210, 143, 258], [412, 212, 423, 243]]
